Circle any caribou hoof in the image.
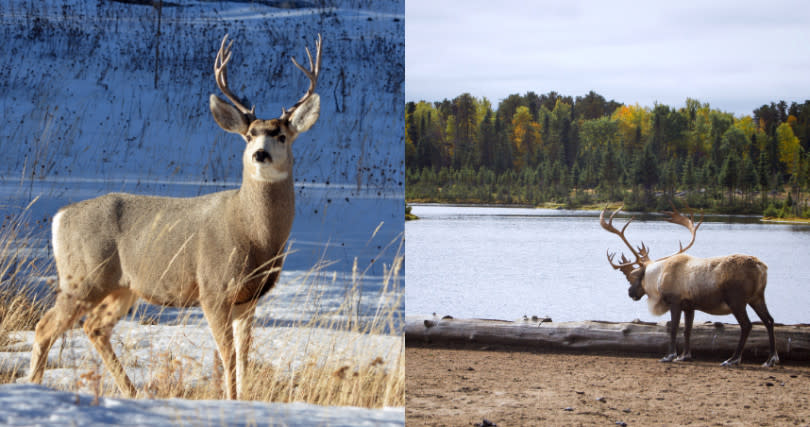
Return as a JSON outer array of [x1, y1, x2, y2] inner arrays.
[[674, 355, 693, 362], [762, 354, 780, 368], [721, 357, 741, 367], [659, 353, 677, 363]]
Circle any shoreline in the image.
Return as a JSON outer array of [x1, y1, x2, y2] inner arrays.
[[407, 201, 810, 224]]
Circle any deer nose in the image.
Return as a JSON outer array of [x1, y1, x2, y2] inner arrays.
[[253, 149, 272, 163]]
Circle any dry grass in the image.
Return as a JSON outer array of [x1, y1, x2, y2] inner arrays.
[[0, 201, 52, 338], [239, 353, 403, 407], [0, 202, 54, 384], [0, 206, 404, 409]]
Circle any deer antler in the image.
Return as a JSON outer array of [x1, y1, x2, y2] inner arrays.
[[214, 34, 255, 118], [659, 202, 703, 260], [600, 206, 649, 269], [281, 34, 322, 121]]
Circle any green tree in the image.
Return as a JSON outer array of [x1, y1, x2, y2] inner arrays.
[[478, 107, 496, 170], [632, 143, 660, 207], [599, 142, 621, 200], [574, 90, 619, 120], [681, 158, 696, 190], [547, 99, 573, 164], [720, 126, 749, 161], [719, 152, 739, 203], [451, 93, 479, 169], [660, 158, 679, 198], [738, 155, 759, 204]]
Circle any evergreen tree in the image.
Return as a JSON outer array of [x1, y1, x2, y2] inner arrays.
[[681, 159, 696, 191], [599, 142, 620, 200], [738, 155, 759, 203], [478, 107, 496, 169], [633, 143, 660, 204], [719, 152, 739, 203]]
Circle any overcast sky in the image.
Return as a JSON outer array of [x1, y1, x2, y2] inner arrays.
[[406, 0, 810, 116]]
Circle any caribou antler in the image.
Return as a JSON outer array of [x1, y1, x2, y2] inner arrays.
[[658, 202, 703, 260], [600, 206, 649, 269], [214, 34, 255, 118], [606, 251, 636, 270], [281, 34, 322, 121]]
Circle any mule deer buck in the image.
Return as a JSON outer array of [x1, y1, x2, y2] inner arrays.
[[28, 34, 322, 399], [600, 205, 778, 367]]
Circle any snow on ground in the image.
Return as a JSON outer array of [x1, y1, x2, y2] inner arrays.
[[0, 384, 404, 426], [2, 321, 402, 397]]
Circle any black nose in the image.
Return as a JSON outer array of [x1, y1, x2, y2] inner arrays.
[[253, 150, 271, 163]]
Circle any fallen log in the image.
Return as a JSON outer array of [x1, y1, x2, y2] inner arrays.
[[405, 316, 810, 362]]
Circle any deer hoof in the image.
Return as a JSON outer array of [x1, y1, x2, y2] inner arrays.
[[762, 354, 779, 368], [721, 358, 741, 367], [674, 355, 693, 362], [659, 353, 677, 363]]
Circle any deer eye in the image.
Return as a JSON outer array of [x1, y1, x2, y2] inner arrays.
[[278, 135, 286, 143]]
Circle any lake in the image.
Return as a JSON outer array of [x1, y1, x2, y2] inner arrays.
[[405, 204, 810, 324]]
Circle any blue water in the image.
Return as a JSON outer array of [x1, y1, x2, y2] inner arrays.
[[406, 204, 810, 324]]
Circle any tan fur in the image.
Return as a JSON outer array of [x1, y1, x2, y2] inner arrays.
[[643, 253, 767, 316], [28, 35, 322, 399]]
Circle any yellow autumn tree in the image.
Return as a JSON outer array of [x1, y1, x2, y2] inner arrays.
[[511, 106, 541, 171], [733, 115, 756, 139], [611, 103, 652, 152], [777, 122, 801, 175]]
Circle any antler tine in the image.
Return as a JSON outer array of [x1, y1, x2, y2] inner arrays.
[[660, 201, 703, 260], [599, 206, 644, 264], [606, 250, 636, 270], [281, 34, 322, 121], [620, 216, 634, 234], [214, 34, 254, 117], [638, 242, 650, 259]]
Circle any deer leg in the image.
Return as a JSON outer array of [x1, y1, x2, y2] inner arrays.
[[722, 303, 751, 367], [750, 300, 779, 367], [660, 305, 681, 363], [232, 302, 256, 400], [82, 288, 138, 398], [29, 292, 90, 384], [201, 297, 237, 400], [675, 309, 694, 362]]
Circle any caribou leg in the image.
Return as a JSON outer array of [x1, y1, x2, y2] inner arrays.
[[660, 305, 681, 363], [722, 301, 752, 367], [675, 309, 694, 362], [750, 300, 779, 367]]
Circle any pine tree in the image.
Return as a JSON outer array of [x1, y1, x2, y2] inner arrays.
[[719, 152, 739, 204], [632, 143, 660, 207]]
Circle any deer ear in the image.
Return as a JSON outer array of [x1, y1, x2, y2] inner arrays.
[[288, 93, 320, 134], [210, 94, 250, 135]]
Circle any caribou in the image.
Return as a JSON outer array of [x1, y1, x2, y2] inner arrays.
[[600, 205, 779, 367]]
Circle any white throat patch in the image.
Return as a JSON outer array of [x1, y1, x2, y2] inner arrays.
[[251, 167, 289, 183]]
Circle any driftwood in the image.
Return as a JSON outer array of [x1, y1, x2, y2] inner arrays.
[[405, 316, 810, 362]]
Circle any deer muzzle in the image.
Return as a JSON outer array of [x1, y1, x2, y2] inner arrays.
[[253, 149, 272, 163]]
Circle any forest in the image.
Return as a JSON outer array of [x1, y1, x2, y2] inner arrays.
[[405, 91, 810, 216]]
